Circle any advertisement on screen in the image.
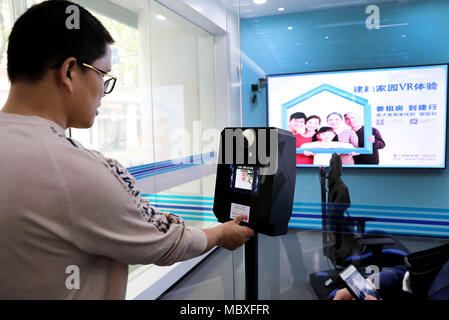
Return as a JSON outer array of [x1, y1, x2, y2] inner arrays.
[[267, 64, 448, 168]]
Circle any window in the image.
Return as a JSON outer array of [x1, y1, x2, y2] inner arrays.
[[70, 1, 150, 168], [69, 0, 218, 170], [150, 0, 216, 164], [148, 0, 217, 201]]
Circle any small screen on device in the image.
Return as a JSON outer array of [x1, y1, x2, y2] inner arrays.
[[229, 165, 260, 194], [340, 266, 381, 300], [234, 167, 254, 191]]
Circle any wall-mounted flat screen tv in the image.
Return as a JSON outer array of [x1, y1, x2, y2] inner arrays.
[[266, 64, 448, 168]]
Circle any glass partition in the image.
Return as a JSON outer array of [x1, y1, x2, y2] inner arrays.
[[69, 0, 153, 168], [147, 0, 217, 201], [239, 0, 449, 300], [68, 0, 217, 194], [150, 0, 216, 164]]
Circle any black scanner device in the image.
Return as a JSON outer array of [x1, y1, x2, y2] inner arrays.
[[213, 127, 296, 236]]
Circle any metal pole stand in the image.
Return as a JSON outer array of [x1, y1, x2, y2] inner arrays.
[[245, 232, 258, 300]]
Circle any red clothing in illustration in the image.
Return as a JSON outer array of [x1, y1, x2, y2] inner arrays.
[[295, 133, 313, 165]]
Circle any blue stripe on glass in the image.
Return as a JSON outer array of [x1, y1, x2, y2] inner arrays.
[[290, 214, 449, 227], [142, 194, 215, 201], [159, 210, 216, 218], [365, 223, 449, 233], [145, 195, 449, 237], [127, 153, 216, 180], [127, 152, 216, 172], [293, 202, 449, 214], [134, 163, 199, 180], [147, 200, 214, 206], [176, 217, 218, 222], [292, 208, 449, 219], [153, 204, 213, 212]]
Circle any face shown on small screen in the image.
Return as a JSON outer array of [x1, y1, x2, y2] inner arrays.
[[241, 169, 248, 181], [235, 168, 254, 191]]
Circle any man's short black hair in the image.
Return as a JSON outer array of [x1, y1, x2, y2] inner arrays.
[[290, 112, 307, 121], [7, 0, 115, 83]]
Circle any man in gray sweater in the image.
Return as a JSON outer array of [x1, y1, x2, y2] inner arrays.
[[0, 0, 254, 299]]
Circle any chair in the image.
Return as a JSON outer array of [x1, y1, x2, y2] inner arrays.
[[310, 154, 409, 299], [323, 153, 409, 269], [405, 241, 449, 299]]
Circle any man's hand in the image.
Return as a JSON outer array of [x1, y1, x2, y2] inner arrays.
[[333, 288, 379, 300], [217, 215, 255, 250], [333, 288, 355, 300], [202, 215, 255, 252]]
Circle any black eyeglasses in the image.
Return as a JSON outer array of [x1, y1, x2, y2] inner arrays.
[[81, 62, 117, 95]]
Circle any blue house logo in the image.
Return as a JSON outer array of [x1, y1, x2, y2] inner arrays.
[[282, 83, 373, 155]]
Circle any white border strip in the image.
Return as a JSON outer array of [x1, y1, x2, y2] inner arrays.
[[126, 221, 220, 300], [126, 247, 218, 300]]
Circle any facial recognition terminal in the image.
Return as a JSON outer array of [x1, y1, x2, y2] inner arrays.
[[213, 127, 297, 236]]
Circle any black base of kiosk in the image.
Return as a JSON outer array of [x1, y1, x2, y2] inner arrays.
[[245, 233, 258, 300]]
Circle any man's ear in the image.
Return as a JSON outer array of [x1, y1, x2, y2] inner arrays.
[[58, 57, 77, 94]]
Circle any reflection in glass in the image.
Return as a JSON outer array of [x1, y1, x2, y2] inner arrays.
[[150, 0, 216, 164], [70, 6, 148, 167]]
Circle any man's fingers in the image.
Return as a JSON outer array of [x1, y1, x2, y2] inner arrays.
[[244, 226, 255, 238], [232, 215, 255, 239], [233, 216, 255, 236], [233, 214, 244, 224]]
